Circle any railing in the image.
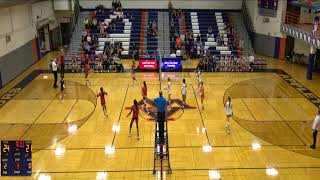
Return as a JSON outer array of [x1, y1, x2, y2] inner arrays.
[[241, 0, 255, 33], [65, 0, 80, 49], [71, 0, 80, 32]]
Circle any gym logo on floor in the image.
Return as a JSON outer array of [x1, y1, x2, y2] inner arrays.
[[126, 98, 196, 121]]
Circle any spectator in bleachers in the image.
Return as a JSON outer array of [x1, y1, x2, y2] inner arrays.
[[170, 51, 177, 58], [71, 54, 78, 72], [198, 55, 253, 72], [90, 54, 95, 70], [208, 26, 213, 38], [175, 36, 182, 50], [84, 18, 89, 29], [96, 53, 103, 73], [82, 28, 87, 41], [196, 34, 200, 43], [103, 54, 110, 72]]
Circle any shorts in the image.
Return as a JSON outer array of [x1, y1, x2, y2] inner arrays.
[[182, 94, 186, 99]]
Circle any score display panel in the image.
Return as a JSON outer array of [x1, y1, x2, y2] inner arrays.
[[1, 140, 32, 176]]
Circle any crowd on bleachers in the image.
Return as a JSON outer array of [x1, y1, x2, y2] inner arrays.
[[70, 1, 127, 72], [197, 54, 255, 72], [168, 8, 238, 59], [147, 20, 157, 37]]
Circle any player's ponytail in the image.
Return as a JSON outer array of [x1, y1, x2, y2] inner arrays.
[[134, 99, 138, 109]]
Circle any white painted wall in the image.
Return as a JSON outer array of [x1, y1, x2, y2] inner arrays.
[[0, 0, 59, 58], [294, 39, 310, 55], [32, 0, 54, 22], [79, 0, 242, 9], [53, 0, 71, 10], [0, 3, 35, 58], [245, 0, 287, 37]]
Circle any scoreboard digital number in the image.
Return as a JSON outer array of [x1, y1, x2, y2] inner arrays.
[[1, 140, 32, 176]]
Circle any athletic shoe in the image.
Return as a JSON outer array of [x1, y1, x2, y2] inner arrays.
[[128, 133, 131, 137], [137, 135, 140, 140], [310, 145, 316, 149]]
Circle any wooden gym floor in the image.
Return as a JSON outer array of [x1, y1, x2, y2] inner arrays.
[[1, 53, 320, 179]]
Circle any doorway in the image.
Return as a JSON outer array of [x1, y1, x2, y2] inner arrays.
[[37, 24, 51, 56]]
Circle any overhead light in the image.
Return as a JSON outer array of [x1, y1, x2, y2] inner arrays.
[[209, 170, 221, 179], [68, 124, 77, 134], [43, 75, 48, 79], [112, 124, 120, 133], [202, 145, 213, 152], [55, 147, 65, 156], [202, 127, 206, 134], [266, 167, 278, 176], [105, 145, 115, 155], [38, 174, 51, 180], [251, 142, 261, 150], [96, 171, 108, 180]]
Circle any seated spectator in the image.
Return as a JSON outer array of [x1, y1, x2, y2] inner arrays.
[[71, 54, 78, 72], [175, 37, 182, 50], [82, 28, 87, 41], [208, 26, 213, 38], [83, 41, 91, 54], [86, 33, 92, 43], [170, 51, 177, 58], [84, 18, 89, 29], [196, 34, 200, 43]]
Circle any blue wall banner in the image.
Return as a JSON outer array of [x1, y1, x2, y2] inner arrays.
[[161, 58, 182, 72]]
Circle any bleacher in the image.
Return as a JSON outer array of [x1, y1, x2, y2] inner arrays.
[[147, 10, 158, 53], [65, 8, 245, 68], [95, 10, 133, 57], [184, 10, 239, 55]]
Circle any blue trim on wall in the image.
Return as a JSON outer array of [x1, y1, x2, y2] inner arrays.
[[80, 8, 241, 12], [274, 37, 280, 58], [0, 72, 2, 89], [307, 53, 315, 80], [36, 37, 41, 60]]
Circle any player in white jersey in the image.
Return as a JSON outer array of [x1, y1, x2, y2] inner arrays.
[[311, 110, 320, 149], [224, 96, 233, 134], [181, 78, 187, 110], [165, 78, 172, 110], [196, 70, 202, 88]]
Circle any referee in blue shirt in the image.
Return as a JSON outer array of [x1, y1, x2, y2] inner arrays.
[[154, 91, 166, 144]]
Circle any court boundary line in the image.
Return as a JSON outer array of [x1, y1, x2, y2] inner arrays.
[[18, 91, 61, 140], [35, 144, 307, 151], [111, 85, 129, 146], [252, 84, 307, 146], [191, 84, 211, 145], [30, 166, 320, 174]]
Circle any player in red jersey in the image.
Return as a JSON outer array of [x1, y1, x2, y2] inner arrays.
[[97, 87, 108, 118], [127, 99, 140, 139], [84, 55, 90, 85], [198, 81, 204, 110], [131, 60, 138, 85], [141, 81, 150, 114]]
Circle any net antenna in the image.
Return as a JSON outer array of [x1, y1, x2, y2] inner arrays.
[[157, 48, 163, 91]]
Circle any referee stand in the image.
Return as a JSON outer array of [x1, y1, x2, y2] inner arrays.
[[153, 117, 172, 177]]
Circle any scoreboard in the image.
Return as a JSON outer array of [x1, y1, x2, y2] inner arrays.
[[1, 140, 32, 176], [258, 0, 279, 10]]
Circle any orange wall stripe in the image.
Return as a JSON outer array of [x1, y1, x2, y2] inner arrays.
[[279, 38, 286, 60]]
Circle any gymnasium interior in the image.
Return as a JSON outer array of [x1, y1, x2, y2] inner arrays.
[[1, 0, 320, 179]]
